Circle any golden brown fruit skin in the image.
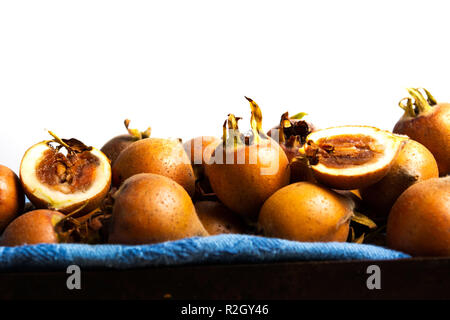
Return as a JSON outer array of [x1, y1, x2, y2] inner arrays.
[[194, 201, 247, 235], [101, 134, 138, 167], [0, 165, 25, 232], [0, 209, 64, 246], [360, 139, 439, 217], [108, 173, 208, 244], [258, 182, 354, 242], [393, 103, 450, 176], [183, 136, 221, 179], [112, 138, 196, 197], [386, 177, 450, 256], [205, 140, 290, 221], [282, 147, 316, 183]]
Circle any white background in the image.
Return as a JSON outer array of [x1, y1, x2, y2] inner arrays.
[[1, 0, 449, 173]]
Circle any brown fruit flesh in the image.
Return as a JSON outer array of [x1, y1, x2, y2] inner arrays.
[[309, 135, 384, 168], [1, 209, 65, 246], [36, 149, 100, 194], [108, 173, 208, 244], [305, 127, 404, 190], [22, 175, 111, 217], [101, 134, 137, 167], [386, 177, 450, 256], [360, 140, 439, 216], [206, 140, 290, 221], [195, 201, 247, 235], [393, 103, 450, 176], [0, 165, 25, 232], [112, 138, 196, 197], [258, 182, 353, 242]]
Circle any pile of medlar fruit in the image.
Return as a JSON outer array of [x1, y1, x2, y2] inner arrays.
[[0, 88, 449, 257]]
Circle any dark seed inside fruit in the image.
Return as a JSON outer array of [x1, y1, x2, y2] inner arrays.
[[36, 149, 100, 193]]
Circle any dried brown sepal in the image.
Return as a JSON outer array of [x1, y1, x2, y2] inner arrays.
[[351, 211, 377, 229], [399, 88, 436, 116], [124, 119, 151, 140], [245, 97, 269, 143], [47, 131, 93, 155], [223, 114, 243, 148]]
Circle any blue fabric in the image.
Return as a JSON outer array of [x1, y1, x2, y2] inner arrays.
[[0, 234, 410, 271]]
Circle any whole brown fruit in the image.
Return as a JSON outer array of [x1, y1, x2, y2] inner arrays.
[[386, 177, 450, 256], [183, 136, 221, 197], [183, 136, 221, 173], [108, 173, 208, 244], [112, 138, 196, 197], [101, 134, 138, 167], [393, 88, 450, 176], [101, 119, 151, 167], [0, 165, 25, 232], [195, 201, 247, 235], [1, 209, 65, 246], [206, 139, 290, 221], [258, 182, 354, 242], [360, 139, 439, 217]]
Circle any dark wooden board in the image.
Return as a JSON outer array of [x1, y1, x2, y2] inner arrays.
[[1, 257, 449, 300]]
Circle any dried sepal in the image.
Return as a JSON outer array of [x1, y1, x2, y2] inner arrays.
[[124, 119, 151, 140], [351, 211, 377, 229]]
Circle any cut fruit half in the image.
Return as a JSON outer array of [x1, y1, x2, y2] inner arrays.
[[304, 126, 405, 190], [20, 134, 111, 216]]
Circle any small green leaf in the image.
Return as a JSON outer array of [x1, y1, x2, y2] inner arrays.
[[290, 112, 308, 120]]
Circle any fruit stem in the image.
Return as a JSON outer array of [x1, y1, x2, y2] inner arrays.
[[124, 119, 151, 139], [418, 88, 437, 106], [224, 114, 243, 148], [245, 96, 268, 144], [398, 98, 416, 117], [406, 88, 433, 114]]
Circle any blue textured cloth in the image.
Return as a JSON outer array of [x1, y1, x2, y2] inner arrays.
[[0, 234, 410, 271]]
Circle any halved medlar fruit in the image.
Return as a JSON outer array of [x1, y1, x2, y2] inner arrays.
[[386, 176, 450, 256], [393, 88, 450, 176], [101, 119, 151, 167], [0, 165, 25, 232], [20, 132, 112, 216], [258, 182, 354, 242], [360, 139, 439, 217], [108, 173, 208, 244], [304, 126, 405, 190], [205, 97, 290, 221]]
